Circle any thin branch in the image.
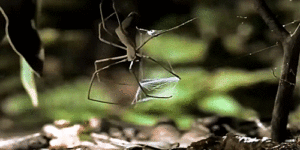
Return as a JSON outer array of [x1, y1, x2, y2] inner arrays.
[[253, 0, 300, 142], [253, 0, 290, 42], [271, 24, 300, 142]]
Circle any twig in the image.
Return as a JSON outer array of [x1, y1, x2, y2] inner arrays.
[[253, 0, 300, 142], [252, 0, 289, 42]]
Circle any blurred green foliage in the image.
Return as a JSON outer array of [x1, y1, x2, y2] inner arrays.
[[143, 34, 207, 63], [2, 0, 300, 131]]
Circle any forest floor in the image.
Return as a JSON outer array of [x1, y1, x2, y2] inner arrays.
[[1, 116, 300, 150]]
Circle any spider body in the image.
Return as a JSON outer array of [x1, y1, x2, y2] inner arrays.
[[88, 0, 196, 104]]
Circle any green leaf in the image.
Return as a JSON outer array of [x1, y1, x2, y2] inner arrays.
[[0, 1, 44, 107], [198, 94, 241, 116], [143, 34, 207, 64], [2, 78, 113, 122], [20, 57, 38, 107], [209, 68, 276, 92], [0, 0, 44, 76], [198, 94, 258, 119]]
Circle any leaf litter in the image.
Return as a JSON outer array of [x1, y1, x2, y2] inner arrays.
[[1, 116, 300, 149]]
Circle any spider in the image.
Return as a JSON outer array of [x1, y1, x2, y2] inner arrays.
[[88, 0, 196, 105]]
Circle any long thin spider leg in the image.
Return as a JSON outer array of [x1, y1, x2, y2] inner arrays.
[[128, 60, 173, 100], [100, 1, 115, 37], [95, 55, 127, 82], [88, 58, 128, 105], [99, 25, 127, 50], [99, 1, 126, 50], [112, 0, 124, 35], [137, 54, 181, 80], [136, 18, 198, 50], [99, 23, 126, 50], [167, 60, 174, 73]]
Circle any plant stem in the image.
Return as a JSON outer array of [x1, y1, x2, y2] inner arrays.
[[253, 0, 300, 142]]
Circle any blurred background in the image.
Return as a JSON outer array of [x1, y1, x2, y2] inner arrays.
[[1, 0, 300, 136]]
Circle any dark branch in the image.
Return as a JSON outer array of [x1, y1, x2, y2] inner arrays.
[[253, 0, 289, 42], [271, 24, 300, 142], [253, 0, 300, 142]]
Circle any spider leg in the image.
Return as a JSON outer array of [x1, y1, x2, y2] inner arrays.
[[131, 54, 181, 104], [112, 0, 137, 56], [112, 0, 123, 33], [137, 53, 181, 80], [94, 55, 127, 82], [128, 59, 173, 104], [136, 18, 198, 50], [99, 1, 127, 50], [88, 58, 128, 104], [99, 1, 115, 38]]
